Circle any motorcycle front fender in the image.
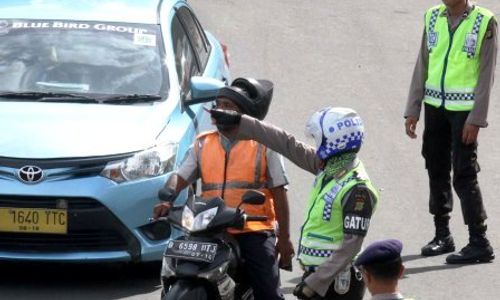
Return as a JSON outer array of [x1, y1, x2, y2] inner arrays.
[[162, 280, 212, 300]]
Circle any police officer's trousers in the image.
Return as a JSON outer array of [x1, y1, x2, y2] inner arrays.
[[422, 104, 487, 225]]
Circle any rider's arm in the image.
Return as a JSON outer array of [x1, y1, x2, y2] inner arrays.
[[154, 146, 200, 218], [271, 185, 291, 241], [266, 150, 294, 266], [266, 150, 290, 240], [162, 174, 190, 196], [236, 115, 321, 174], [175, 145, 201, 187], [162, 145, 198, 195], [304, 185, 376, 297], [266, 150, 291, 240]]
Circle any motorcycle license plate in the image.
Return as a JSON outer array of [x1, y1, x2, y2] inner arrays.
[[165, 240, 218, 263], [0, 207, 67, 234]]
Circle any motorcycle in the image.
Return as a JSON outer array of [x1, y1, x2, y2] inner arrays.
[[154, 190, 268, 300]]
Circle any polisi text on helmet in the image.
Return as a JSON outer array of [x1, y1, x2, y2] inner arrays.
[[334, 117, 363, 132]]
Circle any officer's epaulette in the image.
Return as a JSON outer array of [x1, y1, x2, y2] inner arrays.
[[352, 170, 369, 182]]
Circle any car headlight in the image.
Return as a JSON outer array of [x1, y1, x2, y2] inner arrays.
[[100, 142, 178, 183], [181, 206, 218, 232]]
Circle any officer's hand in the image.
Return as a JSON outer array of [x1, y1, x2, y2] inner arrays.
[[462, 124, 480, 145], [210, 108, 242, 126], [153, 202, 172, 219], [293, 282, 316, 299], [405, 116, 419, 139], [276, 237, 295, 271]]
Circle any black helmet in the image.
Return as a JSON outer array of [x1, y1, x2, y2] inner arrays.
[[217, 77, 273, 120]]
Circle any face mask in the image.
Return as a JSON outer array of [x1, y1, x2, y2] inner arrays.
[[216, 123, 237, 132]]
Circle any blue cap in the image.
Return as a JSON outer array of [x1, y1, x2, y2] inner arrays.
[[354, 239, 403, 267]]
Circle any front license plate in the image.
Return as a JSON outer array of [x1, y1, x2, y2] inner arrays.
[[0, 207, 68, 234], [165, 240, 218, 263]]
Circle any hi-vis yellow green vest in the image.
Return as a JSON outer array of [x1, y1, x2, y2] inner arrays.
[[424, 5, 495, 111], [298, 162, 378, 267]]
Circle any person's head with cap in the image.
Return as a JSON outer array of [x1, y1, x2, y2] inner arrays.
[[354, 239, 404, 294], [214, 77, 273, 132]]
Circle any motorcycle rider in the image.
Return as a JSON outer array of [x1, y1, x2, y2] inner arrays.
[[210, 107, 379, 299], [153, 77, 293, 300]]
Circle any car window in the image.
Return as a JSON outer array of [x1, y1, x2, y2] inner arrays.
[[177, 7, 210, 71], [0, 20, 166, 97], [192, 12, 211, 56], [171, 14, 200, 97]]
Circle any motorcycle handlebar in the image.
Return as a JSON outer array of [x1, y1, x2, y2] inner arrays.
[[148, 217, 168, 223], [246, 215, 268, 222]]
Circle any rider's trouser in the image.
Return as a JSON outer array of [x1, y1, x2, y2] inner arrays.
[[235, 231, 284, 300]]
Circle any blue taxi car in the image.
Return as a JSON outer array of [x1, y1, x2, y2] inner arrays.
[[0, 0, 229, 262]]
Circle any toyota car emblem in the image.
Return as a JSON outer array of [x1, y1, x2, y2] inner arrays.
[[17, 165, 44, 184]]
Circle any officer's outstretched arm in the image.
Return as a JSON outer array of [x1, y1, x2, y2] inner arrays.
[[236, 115, 321, 174]]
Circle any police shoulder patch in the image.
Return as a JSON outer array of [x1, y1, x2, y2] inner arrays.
[[354, 196, 365, 211]]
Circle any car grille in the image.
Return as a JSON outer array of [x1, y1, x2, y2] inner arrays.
[[0, 153, 134, 182], [0, 197, 140, 256], [0, 231, 126, 252]]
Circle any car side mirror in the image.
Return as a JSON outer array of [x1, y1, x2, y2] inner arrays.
[[184, 76, 225, 106], [241, 190, 266, 205]]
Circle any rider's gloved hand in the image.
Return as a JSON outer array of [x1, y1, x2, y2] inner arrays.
[[293, 281, 316, 300], [210, 108, 242, 126], [158, 187, 177, 202], [153, 187, 177, 219]]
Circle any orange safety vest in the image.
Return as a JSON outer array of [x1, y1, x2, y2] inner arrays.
[[196, 131, 277, 234]]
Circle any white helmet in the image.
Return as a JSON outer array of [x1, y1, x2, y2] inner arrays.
[[305, 107, 364, 160]]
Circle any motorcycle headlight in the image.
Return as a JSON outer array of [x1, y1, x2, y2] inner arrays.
[[181, 206, 218, 232], [100, 142, 178, 183]]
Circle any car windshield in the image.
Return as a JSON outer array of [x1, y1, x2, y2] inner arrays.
[[0, 19, 167, 100]]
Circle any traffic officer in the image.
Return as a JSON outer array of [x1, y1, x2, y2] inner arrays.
[[154, 78, 294, 300], [354, 239, 411, 300], [210, 106, 379, 299], [404, 0, 496, 263]]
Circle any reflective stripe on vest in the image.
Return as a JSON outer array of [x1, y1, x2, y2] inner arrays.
[[197, 131, 276, 233], [298, 162, 378, 267], [424, 5, 495, 111]]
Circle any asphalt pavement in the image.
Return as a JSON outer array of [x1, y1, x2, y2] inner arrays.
[[191, 1, 500, 299]]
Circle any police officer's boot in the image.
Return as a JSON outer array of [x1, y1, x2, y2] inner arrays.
[[446, 222, 495, 264], [421, 215, 455, 256]]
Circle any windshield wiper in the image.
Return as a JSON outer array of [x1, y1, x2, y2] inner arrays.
[[0, 91, 98, 103], [99, 94, 163, 104]]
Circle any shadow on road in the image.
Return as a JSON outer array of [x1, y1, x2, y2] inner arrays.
[[401, 254, 428, 263], [0, 261, 161, 300], [401, 253, 493, 276], [404, 263, 466, 276]]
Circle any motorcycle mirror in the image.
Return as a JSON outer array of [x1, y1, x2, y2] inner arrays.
[[184, 76, 225, 106], [241, 190, 266, 205]]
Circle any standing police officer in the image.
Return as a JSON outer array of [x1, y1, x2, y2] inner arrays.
[[404, 0, 497, 264]]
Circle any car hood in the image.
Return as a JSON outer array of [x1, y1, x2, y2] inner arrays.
[[0, 102, 168, 159]]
